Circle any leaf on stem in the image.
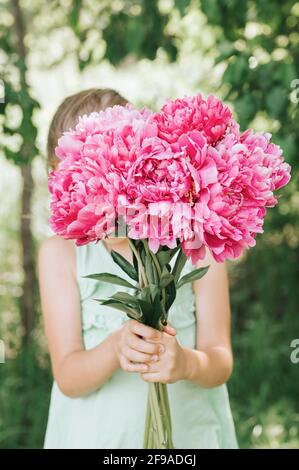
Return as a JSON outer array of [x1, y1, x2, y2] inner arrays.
[[165, 279, 176, 311], [111, 291, 140, 306], [84, 272, 136, 289], [172, 250, 187, 283], [110, 249, 138, 281], [156, 249, 172, 266], [159, 265, 174, 289], [94, 298, 141, 320], [145, 255, 155, 284], [177, 266, 210, 289]]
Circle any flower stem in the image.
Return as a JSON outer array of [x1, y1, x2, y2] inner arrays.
[[135, 241, 174, 449], [149, 382, 166, 448], [129, 239, 148, 287], [158, 382, 174, 448], [143, 393, 151, 448]]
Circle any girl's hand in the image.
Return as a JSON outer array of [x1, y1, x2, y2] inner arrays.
[[115, 320, 164, 374], [140, 324, 187, 384]]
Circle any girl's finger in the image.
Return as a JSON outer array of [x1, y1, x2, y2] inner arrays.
[[128, 333, 163, 355], [129, 320, 162, 341], [120, 357, 149, 373], [123, 346, 158, 364], [163, 322, 176, 336], [144, 360, 161, 374], [140, 372, 165, 383]]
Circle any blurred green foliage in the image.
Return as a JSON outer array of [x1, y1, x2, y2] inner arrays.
[[0, 0, 298, 448], [0, 346, 51, 448], [203, 0, 299, 447]]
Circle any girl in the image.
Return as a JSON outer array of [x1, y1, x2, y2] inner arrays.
[[39, 88, 238, 449]]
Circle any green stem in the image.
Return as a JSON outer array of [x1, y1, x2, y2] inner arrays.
[[158, 383, 174, 448], [149, 383, 167, 448], [129, 239, 148, 287], [148, 386, 158, 448], [143, 366, 174, 448], [157, 383, 168, 433], [139, 241, 174, 449], [143, 393, 151, 448], [148, 244, 162, 277], [147, 422, 154, 449]]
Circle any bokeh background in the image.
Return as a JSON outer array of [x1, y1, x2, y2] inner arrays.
[[0, 0, 299, 449]]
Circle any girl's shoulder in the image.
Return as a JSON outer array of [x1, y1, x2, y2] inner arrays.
[[39, 234, 75, 255], [38, 236, 76, 274]]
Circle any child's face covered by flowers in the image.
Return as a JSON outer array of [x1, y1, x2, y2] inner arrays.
[[49, 96, 291, 264]]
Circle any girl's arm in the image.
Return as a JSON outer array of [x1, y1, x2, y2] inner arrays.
[[183, 249, 233, 387], [141, 250, 233, 388], [38, 236, 162, 398]]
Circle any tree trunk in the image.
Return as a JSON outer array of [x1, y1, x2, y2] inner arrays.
[[11, 0, 37, 344], [20, 163, 36, 344]]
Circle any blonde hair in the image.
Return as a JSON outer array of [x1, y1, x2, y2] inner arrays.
[[47, 88, 128, 169]]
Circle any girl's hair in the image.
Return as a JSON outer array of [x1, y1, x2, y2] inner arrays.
[[47, 88, 128, 169]]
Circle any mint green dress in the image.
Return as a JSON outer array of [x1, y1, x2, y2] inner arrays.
[[44, 241, 238, 449]]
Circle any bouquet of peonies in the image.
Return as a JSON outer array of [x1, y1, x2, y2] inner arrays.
[[49, 94, 291, 448]]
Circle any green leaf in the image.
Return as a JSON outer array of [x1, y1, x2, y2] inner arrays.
[[111, 291, 139, 306], [95, 298, 141, 320], [177, 266, 210, 289], [169, 244, 180, 261], [137, 293, 155, 326], [110, 250, 138, 281], [126, 311, 142, 322], [138, 299, 153, 319], [156, 249, 172, 266], [151, 289, 163, 328], [159, 266, 174, 289], [149, 284, 163, 328], [172, 250, 187, 283], [148, 283, 160, 303], [165, 279, 176, 311], [145, 255, 155, 284], [137, 285, 162, 329], [84, 273, 136, 289], [131, 247, 140, 281], [140, 246, 146, 266]]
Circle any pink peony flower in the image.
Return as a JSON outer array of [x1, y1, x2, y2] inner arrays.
[[188, 130, 291, 262], [118, 128, 222, 255], [49, 104, 156, 244], [154, 93, 239, 146], [124, 134, 217, 205]]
